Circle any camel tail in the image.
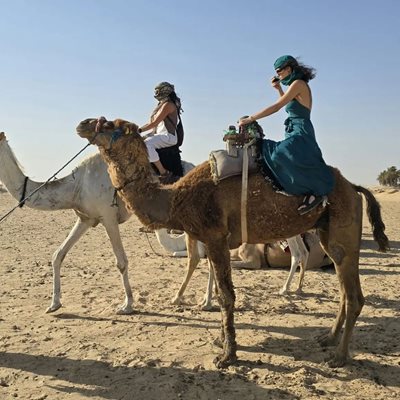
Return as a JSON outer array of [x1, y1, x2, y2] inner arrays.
[[352, 184, 389, 252]]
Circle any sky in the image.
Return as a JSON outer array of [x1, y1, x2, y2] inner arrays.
[[0, 0, 399, 186]]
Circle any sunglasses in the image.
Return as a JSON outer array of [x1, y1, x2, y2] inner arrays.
[[275, 67, 286, 74]]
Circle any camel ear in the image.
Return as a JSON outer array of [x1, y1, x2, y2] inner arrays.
[[124, 123, 139, 135]]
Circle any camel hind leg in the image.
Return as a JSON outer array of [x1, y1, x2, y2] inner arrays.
[[171, 235, 201, 305], [199, 257, 215, 311], [318, 201, 364, 367]]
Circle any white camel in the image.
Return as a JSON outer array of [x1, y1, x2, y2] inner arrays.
[[0, 132, 195, 314]]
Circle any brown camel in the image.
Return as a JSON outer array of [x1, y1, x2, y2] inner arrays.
[[76, 117, 389, 369]]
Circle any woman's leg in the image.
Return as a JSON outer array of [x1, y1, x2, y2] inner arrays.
[[144, 135, 172, 175]]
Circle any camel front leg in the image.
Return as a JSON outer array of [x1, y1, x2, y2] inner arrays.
[[103, 218, 133, 315], [47, 218, 91, 313], [171, 234, 201, 305], [206, 237, 237, 369]]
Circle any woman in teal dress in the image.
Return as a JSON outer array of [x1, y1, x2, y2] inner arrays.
[[239, 55, 334, 215]]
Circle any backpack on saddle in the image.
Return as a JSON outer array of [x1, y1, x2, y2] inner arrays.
[[209, 118, 264, 183]]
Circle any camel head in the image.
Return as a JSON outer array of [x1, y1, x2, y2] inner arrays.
[[76, 118, 153, 188], [76, 117, 140, 151]]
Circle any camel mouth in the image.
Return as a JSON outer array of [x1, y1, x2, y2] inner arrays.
[[76, 118, 98, 137]]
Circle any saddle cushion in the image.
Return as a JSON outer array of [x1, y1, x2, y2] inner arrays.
[[209, 147, 259, 184]]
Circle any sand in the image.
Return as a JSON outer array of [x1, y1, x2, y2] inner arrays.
[[0, 187, 399, 399]]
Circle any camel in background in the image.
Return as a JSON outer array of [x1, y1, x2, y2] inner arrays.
[[77, 117, 388, 368], [158, 229, 332, 307]]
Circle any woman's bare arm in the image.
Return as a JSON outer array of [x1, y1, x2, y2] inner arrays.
[[139, 102, 175, 132], [240, 80, 307, 125]]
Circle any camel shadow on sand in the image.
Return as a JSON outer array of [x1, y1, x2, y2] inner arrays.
[[0, 351, 295, 400], [361, 233, 400, 252], [51, 310, 399, 389], [237, 319, 399, 388]]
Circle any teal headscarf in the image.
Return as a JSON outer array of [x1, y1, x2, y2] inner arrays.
[[274, 55, 304, 86]]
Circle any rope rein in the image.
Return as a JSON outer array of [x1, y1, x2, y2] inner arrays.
[[0, 141, 93, 224]]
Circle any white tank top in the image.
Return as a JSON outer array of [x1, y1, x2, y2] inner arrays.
[[155, 120, 170, 135]]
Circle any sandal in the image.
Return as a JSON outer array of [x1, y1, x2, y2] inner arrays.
[[298, 194, 325, 215]]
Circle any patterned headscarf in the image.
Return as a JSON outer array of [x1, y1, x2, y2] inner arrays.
[[154, 82, 175, 102], [274, 55, 304, 86]]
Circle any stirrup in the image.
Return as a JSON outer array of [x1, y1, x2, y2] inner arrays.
[[298, 194, 325, 215]]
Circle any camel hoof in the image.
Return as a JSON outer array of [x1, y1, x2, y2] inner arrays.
[[317, 332, 338, 347], [279, 288, 289, 296], [199, 298, 215, 311], [199, 303, 213, 311], [213, 353, 237, 369], [46, 303, 62, 313], [326, 353, 347, 368], [171, 296, 182, 305], [116, 306, 134, 315]]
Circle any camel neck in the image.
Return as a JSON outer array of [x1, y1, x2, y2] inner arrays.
[[0, 139, 77, 210], [99, 147, 172, 228]]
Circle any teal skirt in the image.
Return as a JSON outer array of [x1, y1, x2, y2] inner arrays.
[[260, 119, 334, 196]]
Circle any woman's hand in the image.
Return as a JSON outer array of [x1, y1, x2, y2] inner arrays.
[[271, 76, 281, 90], [238, 116, 253, 126]]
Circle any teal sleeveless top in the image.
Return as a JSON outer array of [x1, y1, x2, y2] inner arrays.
[[260, 97, 334, 196]]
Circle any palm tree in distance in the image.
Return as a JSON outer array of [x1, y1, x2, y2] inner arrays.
[[377, 166, 400, 187]]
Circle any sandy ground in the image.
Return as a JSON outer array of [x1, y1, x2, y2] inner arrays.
[[0, 186, 399, 400]]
